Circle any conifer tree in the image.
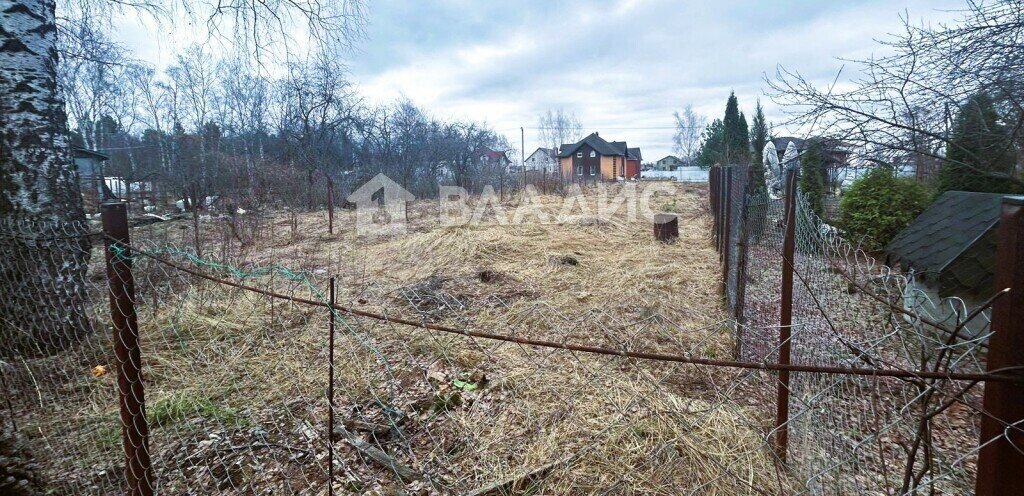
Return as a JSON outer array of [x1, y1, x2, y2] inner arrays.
[[938, 92, 1018, 194], [799, 139, 827, 218], [721, 92, 750, 165], [696, 119, 725, 167]]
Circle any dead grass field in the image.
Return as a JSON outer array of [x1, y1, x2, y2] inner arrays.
[[16, 182, 794, 494]]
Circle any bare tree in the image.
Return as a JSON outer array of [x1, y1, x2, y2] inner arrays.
[[278, 53, 360, 208], [769, 1, 1024, 187], [537, 109, 583, 151], [673, 104, 706, 165], [0, 0, 366, 351]]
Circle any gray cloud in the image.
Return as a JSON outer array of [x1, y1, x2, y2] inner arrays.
[[350, 0, 963, 160], [111, 0, 965, 160]]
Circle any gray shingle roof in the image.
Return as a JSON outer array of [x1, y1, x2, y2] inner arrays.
[[886, 191, 1005, 295], [557, 132, 627, 158], [627, 147, 642, 160]]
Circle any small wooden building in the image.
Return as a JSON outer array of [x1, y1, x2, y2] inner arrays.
[[73, 146, 109, 205]]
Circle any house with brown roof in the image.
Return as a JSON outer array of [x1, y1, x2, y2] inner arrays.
[[556, 132, 642, 181], [474, 147, 512, 171]]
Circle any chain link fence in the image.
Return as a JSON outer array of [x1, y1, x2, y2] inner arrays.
[[2, 176, 1022, 494], [710, 163, 1021, 495]]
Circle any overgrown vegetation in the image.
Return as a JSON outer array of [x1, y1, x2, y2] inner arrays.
[[839, 167, 931, 251]]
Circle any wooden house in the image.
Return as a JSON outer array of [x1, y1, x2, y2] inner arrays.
[[556, 132, 642, 182]]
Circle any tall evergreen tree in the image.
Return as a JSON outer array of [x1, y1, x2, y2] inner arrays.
[[750, 101, 769, 165], [799, 139, 827, 218], [721, 92, 751, 165], [748, 101, 769, 192], [938, 92, 1018, 194]]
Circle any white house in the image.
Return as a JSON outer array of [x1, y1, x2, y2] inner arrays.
[[524, 147, 558, 174], [654, 155, 684, 171]]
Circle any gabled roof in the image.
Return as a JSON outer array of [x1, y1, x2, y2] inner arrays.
[[527, 147, 556, 161], [627, 147, 642, 161], [72, 146, 110, 161], [556, 132, 627, 158], [475, 147, 511, 163], [657, 155, 682, 163], [886, 191, 1005, 295]]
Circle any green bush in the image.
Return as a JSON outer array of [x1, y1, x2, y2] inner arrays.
[[839, 167, 931, 251]]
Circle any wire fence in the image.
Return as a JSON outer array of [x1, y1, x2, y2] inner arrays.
[[710, 163, 1023, 495], [1, 177, 1022, 494]]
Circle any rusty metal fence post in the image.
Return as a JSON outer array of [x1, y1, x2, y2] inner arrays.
[[722, 167, 732, 286], [101, 201, 154, 496], [328, 276, 337, 496], [719, 168, 727, 259], [733, 168, 751, 359], [327, 177, 335, 235], [774, 167, 798, 462], [975, 196, 1024, 495]]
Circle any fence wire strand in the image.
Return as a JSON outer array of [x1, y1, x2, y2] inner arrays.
[[1, 175, 1019, 494]]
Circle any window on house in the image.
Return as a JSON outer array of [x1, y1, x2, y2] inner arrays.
[[576, 152, 583, 158], [577, 165, 583, 175], [590, 151, 596, 158]]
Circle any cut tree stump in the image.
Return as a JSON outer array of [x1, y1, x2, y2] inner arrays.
[[653, 213, 679, 242]]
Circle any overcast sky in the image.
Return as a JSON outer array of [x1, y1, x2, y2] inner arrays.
[[116, 0, 965, 161]]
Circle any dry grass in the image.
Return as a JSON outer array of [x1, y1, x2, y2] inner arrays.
[[14, 182, 795, 494]]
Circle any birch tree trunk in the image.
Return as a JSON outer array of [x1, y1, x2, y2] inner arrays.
[[0, 0, 92, 352]]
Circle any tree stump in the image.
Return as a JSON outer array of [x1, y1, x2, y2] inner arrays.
[[653, 214, 679, 242]]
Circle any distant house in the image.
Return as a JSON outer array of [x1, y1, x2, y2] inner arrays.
[[772, 136, 851, 192], [886, 191, 1007, 338], [655, 155, 684, 171], [771, 137, 850, 169], [556, 132, 642, 182], [475, 147, 512, 171], [524, 147, 558, 174]]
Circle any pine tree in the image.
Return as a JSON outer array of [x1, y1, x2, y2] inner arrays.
[[749, 101, 769, 166], [799, 139, 827, 218], [696, 119, 725, 167], [748, 104, 768, 190], [721, 92, 751, 165], [938, 92, 1018, 193]]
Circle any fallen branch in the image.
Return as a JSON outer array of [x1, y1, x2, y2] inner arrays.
[[465, 454, 577, 496], [334, 425, 421, 483]]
